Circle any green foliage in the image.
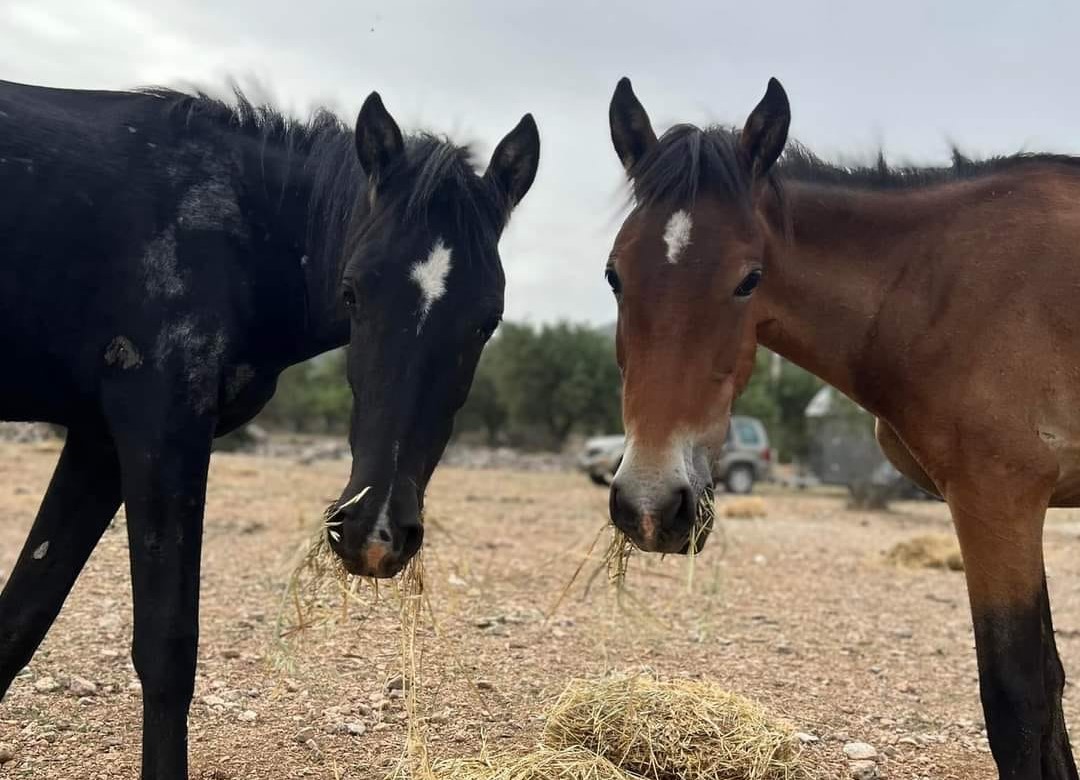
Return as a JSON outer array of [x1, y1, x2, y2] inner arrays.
[[259, 349, 352, 433], [460, 321, 622, 448]]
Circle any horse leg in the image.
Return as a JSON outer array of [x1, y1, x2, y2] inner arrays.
[[108, 410, 214, 780], [0, 428, 121, 693], [948, 481, 1077, 779], [1038, 577, 1078, 778]]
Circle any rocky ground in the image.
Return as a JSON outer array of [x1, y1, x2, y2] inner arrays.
[[1, 438, 1080, 779]]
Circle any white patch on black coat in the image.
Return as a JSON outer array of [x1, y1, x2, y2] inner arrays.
[[410, 240, 452, 330]]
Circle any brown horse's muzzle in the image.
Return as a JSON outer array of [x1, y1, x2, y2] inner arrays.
[[609, 475, 711, 554]]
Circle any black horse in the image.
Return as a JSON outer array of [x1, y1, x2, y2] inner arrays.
[[0, 80, 539, 779]]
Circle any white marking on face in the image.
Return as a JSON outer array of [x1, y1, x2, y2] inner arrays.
[[410, 239, 453, 330], [368, 441, 400, 547], [32, 541, 49, 560], [663, 210, 692, 264]]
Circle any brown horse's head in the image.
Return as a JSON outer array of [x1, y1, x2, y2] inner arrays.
[[605, 77, 789, 554]]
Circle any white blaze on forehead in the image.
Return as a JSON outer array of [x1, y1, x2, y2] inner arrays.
[[663, 210, 692, 264], [411, 239, 453, 328]]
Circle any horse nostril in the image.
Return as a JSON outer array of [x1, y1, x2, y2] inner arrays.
[[378, 528, 392, 543], [400, 524, 424, 558], [656, 484, 693, 527]]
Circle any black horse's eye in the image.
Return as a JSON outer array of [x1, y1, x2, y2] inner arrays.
[[734, 269, 763, 297], [477, 317, 501, 341], [342, 288, 356, 310], [605, 266, 622, 295]]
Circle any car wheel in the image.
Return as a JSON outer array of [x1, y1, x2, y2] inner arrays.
[[725, 464, 754, 495]]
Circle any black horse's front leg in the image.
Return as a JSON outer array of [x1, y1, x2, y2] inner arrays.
[[0, 427, 121, 693], [111, 411, 214, 780]]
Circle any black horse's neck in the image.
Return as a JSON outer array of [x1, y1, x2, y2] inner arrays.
[[224, 123, 366, 367]]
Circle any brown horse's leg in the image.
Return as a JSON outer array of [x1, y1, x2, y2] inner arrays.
[[948, 482, 1077, 779], [1038, 577, 1078, 778]]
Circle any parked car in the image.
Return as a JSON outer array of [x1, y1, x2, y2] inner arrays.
[[577, 415, 773, 494]]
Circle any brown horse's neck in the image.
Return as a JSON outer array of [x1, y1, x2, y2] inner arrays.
[[754, 180, 972, 415]]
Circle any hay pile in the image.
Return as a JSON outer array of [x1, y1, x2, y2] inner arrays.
[[885, 534, 963, 572], [432, 745, 640, 780], [722, 497, 767, 520], [542, 674, 803, 780]]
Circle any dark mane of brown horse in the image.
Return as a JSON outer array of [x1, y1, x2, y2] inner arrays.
[[627, 121, 1080, 210]]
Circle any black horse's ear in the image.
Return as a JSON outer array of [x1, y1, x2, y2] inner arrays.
[[355, 92, 404, 184], [609, 77, 657, 174], [740, 77, 790, 178], [485, 113, 540, 212]]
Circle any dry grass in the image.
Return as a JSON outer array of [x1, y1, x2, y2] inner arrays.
[[542, 672, 804, 780], [721, 497, 767, 520], [431, 746, 640, 780], [885, 534, 964, 572]]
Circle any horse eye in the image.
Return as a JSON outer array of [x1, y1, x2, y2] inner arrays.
[[342, 288, 356, 310], [477, 317, 501, 341], [734, 270, 763, 298], [605, 267, 622, 295]]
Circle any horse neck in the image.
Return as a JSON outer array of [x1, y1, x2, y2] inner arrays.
[[247, 137, 360, 365], [754, 181, 954, 413]]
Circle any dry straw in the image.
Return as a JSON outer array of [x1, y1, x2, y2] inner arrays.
[[885, 533, 964, 571], [275, 488, 435, 779], [431, 745, 642, 780], [543, 673, 804, 780]]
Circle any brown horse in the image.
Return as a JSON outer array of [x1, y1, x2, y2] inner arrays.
[[604, 76, 1080, 779]]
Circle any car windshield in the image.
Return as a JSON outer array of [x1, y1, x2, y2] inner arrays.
[[732, 418, 763, 447]]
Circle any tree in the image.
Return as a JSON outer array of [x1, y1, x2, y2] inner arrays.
[[460, 321, 622, 448]]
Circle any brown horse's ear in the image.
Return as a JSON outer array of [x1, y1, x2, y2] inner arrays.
[[485, 113, 541, 212], [355, 92, 404, 184], [740, 78, 790, 178], [609, 77, 658, 174]]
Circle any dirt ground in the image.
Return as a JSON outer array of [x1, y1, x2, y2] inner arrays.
[[3, 440, 1080, 779]]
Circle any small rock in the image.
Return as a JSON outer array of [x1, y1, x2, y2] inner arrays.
[[752, 554, 767, 565], [843, 742, 878, 761], [69, 676, 97, 697], [345, 722, 366, 736], [304, 738, 321, 758], [355, 703, 372, 717], [794, 732, 819, 744], [850, 759, 879, 779], [34, 676, 60, 693], [475, 680, 495, 691], [237, 710, 257, 722], [385, 675, 406, 692], [898, 736, 919, 746], [294, 727, 317, 744], [0, 742, 15, 763], [202, 695, 226, 708]]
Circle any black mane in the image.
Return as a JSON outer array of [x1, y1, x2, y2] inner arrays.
[[142, 88, 504, 265], [627, 122, 1080, 209]]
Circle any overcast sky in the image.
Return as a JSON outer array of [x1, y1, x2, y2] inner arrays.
[[3, 0, 1079, 324]]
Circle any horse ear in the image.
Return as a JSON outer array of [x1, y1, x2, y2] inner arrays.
[[740, 77, 790, 178], [355, 92, 404, 184], [485, 113, 540, 212], [609, 77, 657, 174]]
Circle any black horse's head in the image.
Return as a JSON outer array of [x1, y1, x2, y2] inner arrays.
[[327, 93, 539, 577]]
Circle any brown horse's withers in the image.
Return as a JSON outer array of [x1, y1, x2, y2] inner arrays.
[[605, 76, 1080, 779]]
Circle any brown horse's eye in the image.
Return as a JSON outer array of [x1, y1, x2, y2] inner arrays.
[[734, 270, 762, 297], [342, 288, 357, 310], [605, 267, 622, 295]]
